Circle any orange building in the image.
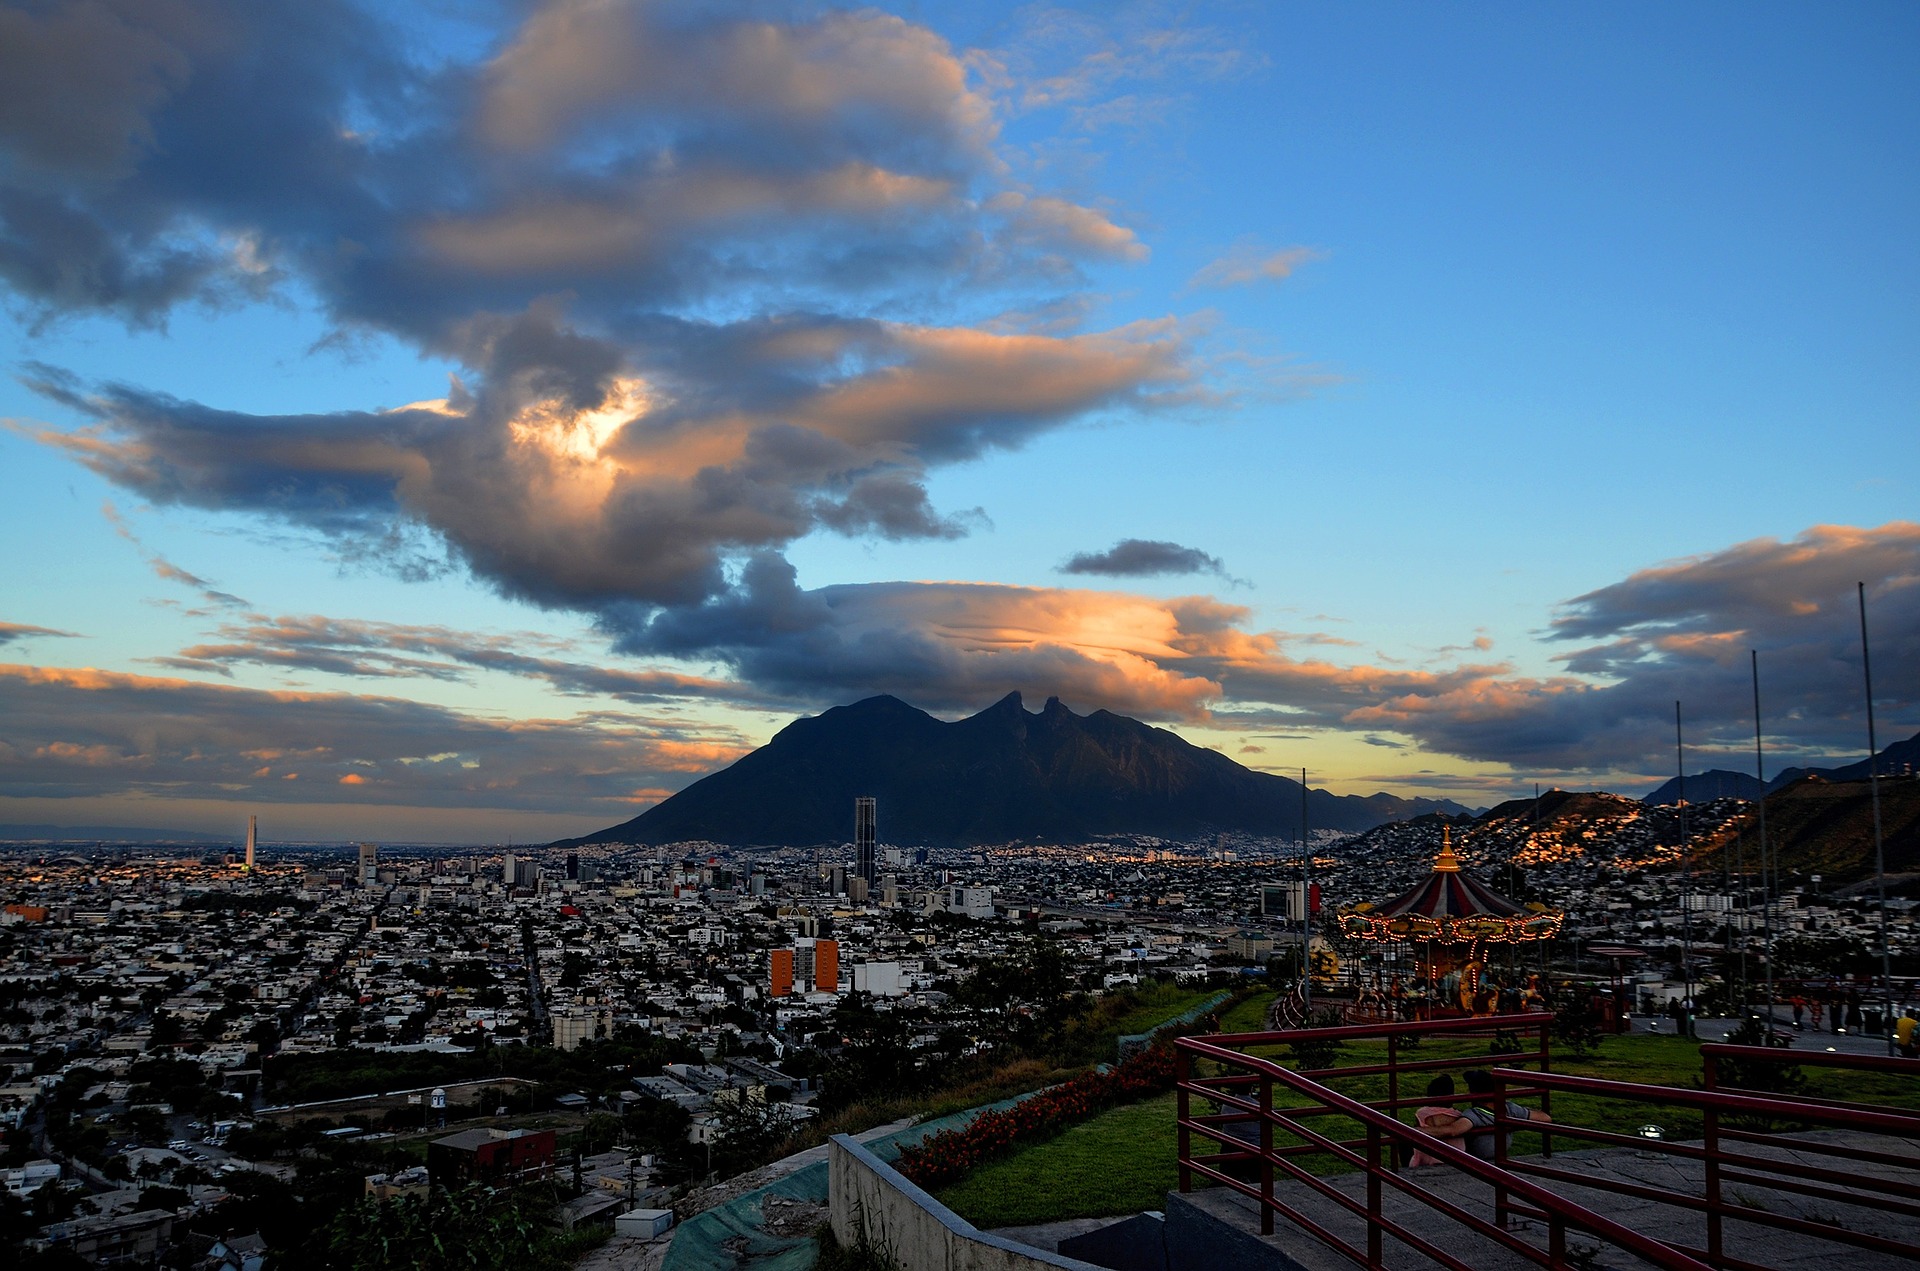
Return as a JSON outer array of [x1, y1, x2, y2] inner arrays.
[[3, 904, 48, 923], [769, 947, 793, 998], [813, 939, 838, 993]]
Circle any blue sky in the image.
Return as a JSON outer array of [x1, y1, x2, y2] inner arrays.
[[1, 1, 1914, 841]]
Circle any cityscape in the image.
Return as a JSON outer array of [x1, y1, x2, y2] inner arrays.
[[1, 3, 1916, 1270]]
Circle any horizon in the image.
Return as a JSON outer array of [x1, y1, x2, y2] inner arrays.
[[2, 2, 1915, 842]]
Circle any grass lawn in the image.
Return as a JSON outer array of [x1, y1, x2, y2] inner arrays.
[[1103, 983, 1231, 1040], [936, 1031, 1920, 1230], [1214, 990, 1277, 1035], [937, 1091, 1183, 1227]]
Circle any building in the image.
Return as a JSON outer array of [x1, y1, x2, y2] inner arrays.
[[1260, 882, 1318, 920], [944, 885, 994, 920], [357, 842, 378, 887], [244, 815, 256, 871], [1226, 931, 1276, 962], [847, 876, 870, 905], [851, 961, 904, 996], [42, 1210, 175, 1265], [793, 938, 838, 993], [855, 795, 877, 885], [428, 1127, 557, 1188], [768, 947, 794, 998], [553, 1006, 609, 1051], [503, 852, 517, 887]]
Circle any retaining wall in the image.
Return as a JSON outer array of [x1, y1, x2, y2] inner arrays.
[[828, 1135, 1106, 1271]]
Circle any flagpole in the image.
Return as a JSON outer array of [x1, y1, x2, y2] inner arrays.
[[1300, 768, 1311, 1010], [1752, 651, 1775, 1027], [1676, 701, 1692, 1033], [1859, 583, 1893, 1056]]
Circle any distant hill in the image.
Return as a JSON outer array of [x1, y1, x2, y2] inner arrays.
[[1694, 775, 1920, 885], [559, 692, 1475, 848], [1642, 730, 1920, 805]]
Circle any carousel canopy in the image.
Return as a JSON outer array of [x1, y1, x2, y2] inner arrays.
[[1375, 832, 1525, 920], [1340, 828, 1562, 945]]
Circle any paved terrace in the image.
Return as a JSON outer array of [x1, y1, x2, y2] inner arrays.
[[1164, 1128, 1920, 1271]]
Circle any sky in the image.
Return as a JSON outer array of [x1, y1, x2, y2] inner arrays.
[[0, 0, 1915, 843]]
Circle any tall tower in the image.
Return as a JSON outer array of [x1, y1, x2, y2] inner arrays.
[[244, 816, 256, 872], [855, 796, 877, 886], [358, 842, 378, 887]]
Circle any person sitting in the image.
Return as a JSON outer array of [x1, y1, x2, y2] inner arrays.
[[1461, 1068, 1552, 1161], [1407, 1074, 1474, 1167]]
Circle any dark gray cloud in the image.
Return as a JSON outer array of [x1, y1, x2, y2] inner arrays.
[[152, 612, 783, 709], [0, 621, 80, 646], [1060, 537, 1227, 577], [9, 0, 1188, 623], [0, 662, 749, 813]]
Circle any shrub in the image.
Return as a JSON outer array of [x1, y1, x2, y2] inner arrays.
[[1285, 1007, 1347, 1072]]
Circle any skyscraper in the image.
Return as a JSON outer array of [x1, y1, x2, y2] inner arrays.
[[855, 795, 877, 886], [244, 816, 256, 872], [503, 852, 517, 888], [358, 842, 378, 887]]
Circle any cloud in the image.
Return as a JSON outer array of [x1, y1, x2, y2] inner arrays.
[[1190, 243, 1324, 289], [30, 315, 1189, 612], [98, 500, 249, 610], [0, 622, 80, 646], [1060, 538, 1228, 578], [153, 612, 778, 709], [0, 662, 748, 813]]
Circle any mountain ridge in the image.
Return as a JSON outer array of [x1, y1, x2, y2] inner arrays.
[[559, 692, 1475, 848], [1641, 730, 1920, 805]]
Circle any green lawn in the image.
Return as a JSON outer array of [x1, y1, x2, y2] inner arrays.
[[936, 1032, 1920, 1230], [1104, 984, 1229, 1039], [1214, 990, 1277, 1035], [937, 1091, 1184, 1227]]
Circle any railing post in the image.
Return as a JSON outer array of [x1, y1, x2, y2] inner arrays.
[[1366, 1123, 1384, 1269], [1259, 1069, 1274, 1236], [1548, 1215, 1566, 1267], [1702, 1053, 1722, 1267], [1538, 1015, 1554, 1160], [1176, 1045, 1191, 1193], [1492, 1069, 1511, 1231], [1387, 1030, 1400, 1146]]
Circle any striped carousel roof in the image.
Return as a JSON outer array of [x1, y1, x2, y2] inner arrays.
[[1375, 827, 1527, 920]]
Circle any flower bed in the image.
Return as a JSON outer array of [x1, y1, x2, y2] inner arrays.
[[894, 1044, 1180, 1190]]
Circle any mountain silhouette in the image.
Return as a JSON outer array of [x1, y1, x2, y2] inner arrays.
[[559, 692, 1474, 848], [1641, 730, 1920, 805]]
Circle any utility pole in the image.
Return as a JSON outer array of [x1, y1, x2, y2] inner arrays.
[[1859, 583, 1894, 1056]]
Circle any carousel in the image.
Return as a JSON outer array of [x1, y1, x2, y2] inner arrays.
[[1339, 828, 1563, 1016]]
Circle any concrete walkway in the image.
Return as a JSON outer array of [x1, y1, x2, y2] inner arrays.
[[1169, 1130, 1920, 1271]]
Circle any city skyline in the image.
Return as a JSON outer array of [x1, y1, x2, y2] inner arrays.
[[1, 2, 1916, 841]]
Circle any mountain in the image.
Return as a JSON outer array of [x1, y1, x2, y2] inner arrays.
[[1694, 775, 1920, 885], [1641, 730, 1920, 805], [560, 692, 1475, 848], [1640, 770, 1772, 805]]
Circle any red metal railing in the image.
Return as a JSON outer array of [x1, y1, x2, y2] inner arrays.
[[1176, 1015, 1920, 1271], [1486, 1047, 1920, 1271]]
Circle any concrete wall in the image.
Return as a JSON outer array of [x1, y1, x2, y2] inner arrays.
[[828, 1135, 1107, 1271]]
